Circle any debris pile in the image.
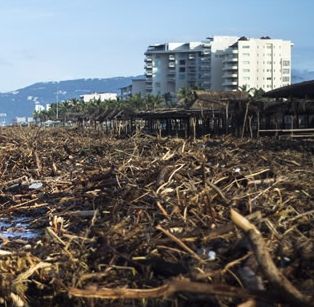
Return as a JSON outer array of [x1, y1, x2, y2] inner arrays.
[[0, 127, 313, 306]]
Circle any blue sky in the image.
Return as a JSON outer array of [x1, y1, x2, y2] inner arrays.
[[0, 0, 313, 91]]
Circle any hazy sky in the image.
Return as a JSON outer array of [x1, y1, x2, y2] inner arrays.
[[0, 0, 313, 92]]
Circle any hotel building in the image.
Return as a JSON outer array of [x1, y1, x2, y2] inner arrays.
[[144, 36, 293, 95]]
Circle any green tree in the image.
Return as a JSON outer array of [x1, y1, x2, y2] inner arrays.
[[177, 87, 196, 109]]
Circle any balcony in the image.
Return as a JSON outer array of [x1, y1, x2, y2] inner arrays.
[[201, 81, 211, 89], [200, 74, 211, 80], [223, 64, 238, 71], [222, 80, 238, 86], [168, 63, 176, 68], [145, 57, 152, 62], [202, 49, 211, 55], [200, 65, 211, 72], [145, 64, 153, 70], [222, 72, 238, 78], [223, 57, 238, 64], [169, 55, 175, 61]]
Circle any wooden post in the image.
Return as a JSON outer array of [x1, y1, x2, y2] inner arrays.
[[291, 115, 294, 137], [225, 102, 229, 134], [248, 116, 253, 138], [257, 111, 260, 138], [191, 117, 196, 141], [157, 120, 161, 139], [241, 101, 249, 138]]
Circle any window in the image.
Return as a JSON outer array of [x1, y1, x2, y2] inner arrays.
[[242, 53, 250, 56], [179, 60, 186, 65], [267, 61, 272, 64], [179, 74, 185, 80], [243, 61, 250, 64], [283, 69, 290, 74], [283, 76, 290, 82], [282, 60, 290, 66], [243, 69, 250, 72], [266, 77, 272, 80], [179, 67, 185, 72], [242, 45, 250, 48], [267, 45, 272, 49], [243, 77, 250, 81]]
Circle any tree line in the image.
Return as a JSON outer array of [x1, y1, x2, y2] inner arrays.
[[33, 88, 199, 124]]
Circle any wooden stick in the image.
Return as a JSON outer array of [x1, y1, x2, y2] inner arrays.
[[156, 225, 203, 262], [231, 209, 314, 307], [207, 181, 230, 205], [69, 279, 263, 301]]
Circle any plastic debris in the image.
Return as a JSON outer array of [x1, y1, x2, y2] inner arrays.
[[29, 182, 43, 190]]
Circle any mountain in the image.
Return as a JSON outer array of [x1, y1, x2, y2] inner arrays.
[[0, 76, 142, 123], [292, 69, 314, 84], [1, 70, 313, 124]]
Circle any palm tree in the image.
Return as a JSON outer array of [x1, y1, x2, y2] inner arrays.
[[127, 94, 145, 111], [144, 94, 164, 111], [177, 87, 196, 109], [163, 92, 176, 108]]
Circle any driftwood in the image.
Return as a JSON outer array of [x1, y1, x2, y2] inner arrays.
[[231, 209, 314, 307], [0, 127, 313, 306], [69, 278, 268, 301]]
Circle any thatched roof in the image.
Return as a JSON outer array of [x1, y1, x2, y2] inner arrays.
[[264, 80, 314, 99], [191, 90, 249, 110], [194, 90, 249, 101]]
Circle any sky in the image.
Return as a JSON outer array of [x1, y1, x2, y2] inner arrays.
[[0, 0, 313, 92]]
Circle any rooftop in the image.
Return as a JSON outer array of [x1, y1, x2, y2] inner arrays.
[[264, 80, 314, 99]]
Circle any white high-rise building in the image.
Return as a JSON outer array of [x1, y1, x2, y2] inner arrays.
[[144, 36, 293, 95], [144, 41, 213, 96], [222, 36, 293, 91]]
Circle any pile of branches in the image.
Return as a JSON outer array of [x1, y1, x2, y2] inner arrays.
[[0, 127, 313, 306]]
